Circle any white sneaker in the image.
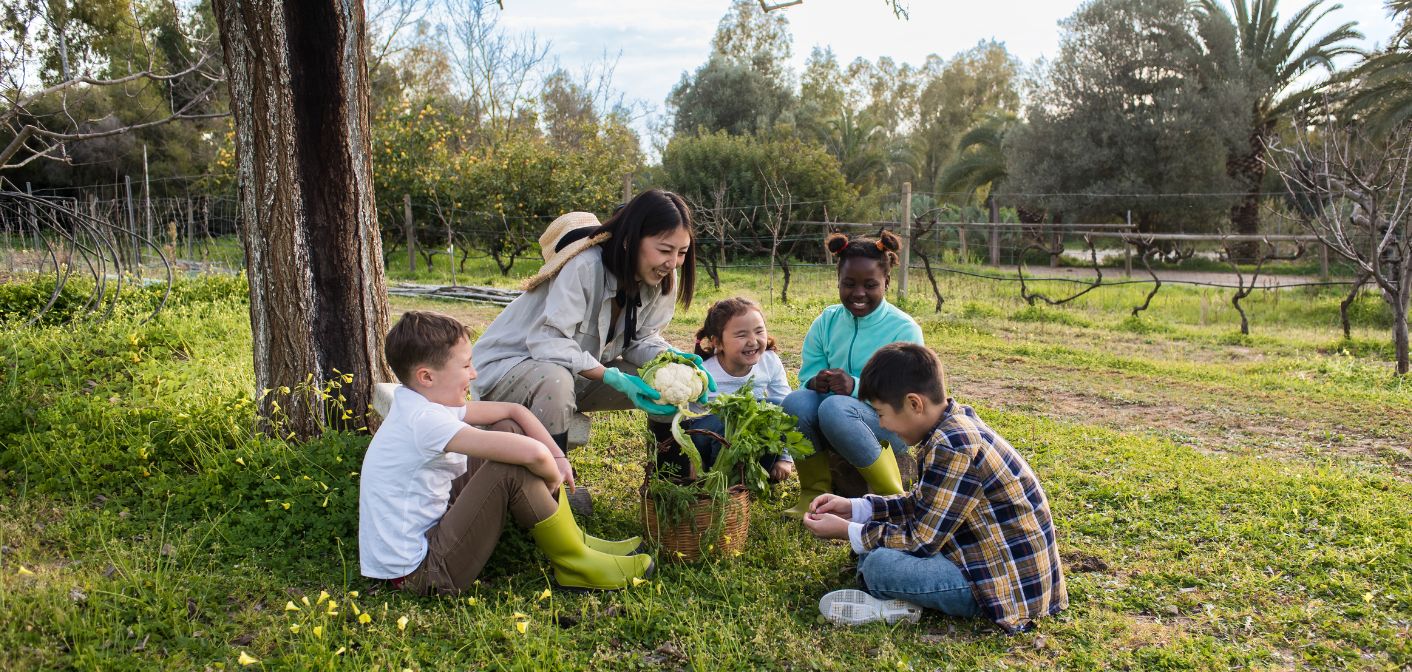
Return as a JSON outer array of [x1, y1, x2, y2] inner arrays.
[[819, 589, 923, 626]]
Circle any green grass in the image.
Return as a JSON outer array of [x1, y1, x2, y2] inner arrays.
[[1, 257, 1409, 670]]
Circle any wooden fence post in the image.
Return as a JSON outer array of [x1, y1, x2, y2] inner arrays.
[[958, 223, 968, 263], [124, 175, 139, 273], [1319, 243, 1329, 280], [899, 182, 912, 300], [989, 195, 1000, 266], [1124, 210, 1132, 278], [404, 194, 415, 274], [186, 196, 195, 260], [622, 173, 633, 204]]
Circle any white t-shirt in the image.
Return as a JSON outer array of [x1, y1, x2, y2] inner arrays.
[[359, 386, 469, 579], [702, 350, 793, 402]]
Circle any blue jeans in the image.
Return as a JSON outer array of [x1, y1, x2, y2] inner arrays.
[[781, 389, 906, 467], [858, 548, 982, 617]]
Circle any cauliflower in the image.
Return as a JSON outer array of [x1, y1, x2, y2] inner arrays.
[[641, 356, 706, 406]]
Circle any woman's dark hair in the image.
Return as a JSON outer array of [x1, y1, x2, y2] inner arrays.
[[693, 297, 776, 359], [594, 189, 697, 308], [824, 230, 901, 279]]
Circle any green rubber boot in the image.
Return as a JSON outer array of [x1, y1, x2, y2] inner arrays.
[[532, 487, 654, 590], [857, 448, 905, 496], [583, 530, 644, 555], [783, 455, 832, 519]]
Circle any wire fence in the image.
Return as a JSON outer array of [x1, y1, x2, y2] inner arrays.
[[2, 187, 1377, 329]]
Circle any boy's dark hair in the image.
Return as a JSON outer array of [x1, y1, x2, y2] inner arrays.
[[593, 189, 697, 309], [385, 311, 471, 384], [825, 229, 901, 278], [693, 296, 776, 358], [859, 343, 948, 410]]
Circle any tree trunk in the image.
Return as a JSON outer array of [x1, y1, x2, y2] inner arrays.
[[1394, 306, 1408, 375], [214, 0, 392, 439], [1227, 121, 1269, 262]]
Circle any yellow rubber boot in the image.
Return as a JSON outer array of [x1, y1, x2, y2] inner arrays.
[[532, 487, 654, 590], [857, 449, 905, 496], [783, 455, 832, 519]]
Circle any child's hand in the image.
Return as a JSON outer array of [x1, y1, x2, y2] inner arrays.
[[802, 512, 850, 540], [555, 456, 575, 492], [542, 468, 564, 497], [809, 493, 853, 517], [769, 460, 795, 482], [814, 369, 853, 395]]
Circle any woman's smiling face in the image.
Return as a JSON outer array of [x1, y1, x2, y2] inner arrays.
[[838, 256, 888, 317], [636, 226, 691, 287]]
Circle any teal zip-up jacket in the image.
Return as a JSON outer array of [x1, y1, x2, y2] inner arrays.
[[798, 300, 924, 398]]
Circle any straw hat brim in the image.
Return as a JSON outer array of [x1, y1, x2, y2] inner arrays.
[[521, 232, 612, 292]]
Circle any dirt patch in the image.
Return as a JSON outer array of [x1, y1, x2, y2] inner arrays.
[[951, 359, 1412, 476]]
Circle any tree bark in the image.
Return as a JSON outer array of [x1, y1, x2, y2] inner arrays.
[[1227, 119, 1271, 262], [214, 0, 392, 438]]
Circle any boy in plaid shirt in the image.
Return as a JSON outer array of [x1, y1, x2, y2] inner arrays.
[[802, 343, 1067, 633]]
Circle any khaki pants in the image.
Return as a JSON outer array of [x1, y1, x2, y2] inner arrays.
[[479, 359, 664, 436], [400, 419, 557, 596]]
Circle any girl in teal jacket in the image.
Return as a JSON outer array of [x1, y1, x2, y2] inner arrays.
[[781, 231, 923, 517]]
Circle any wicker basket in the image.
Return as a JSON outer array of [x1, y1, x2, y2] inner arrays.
[[640, 429, 750, 563]]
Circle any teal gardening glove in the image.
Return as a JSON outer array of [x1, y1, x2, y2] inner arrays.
[[667, 347, 717, 403], [602, 368, 678, 416]]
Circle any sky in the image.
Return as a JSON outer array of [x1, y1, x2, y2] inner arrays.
[[496, 0, 1400, 148]]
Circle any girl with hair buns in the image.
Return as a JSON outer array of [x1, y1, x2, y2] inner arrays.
[[780, 230, 922, 518]]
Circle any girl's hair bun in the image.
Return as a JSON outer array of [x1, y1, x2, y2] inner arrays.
[[825, 232, 850, 256], [878, 230, 901, 252]]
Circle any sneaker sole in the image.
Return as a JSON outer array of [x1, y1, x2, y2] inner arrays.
[[819, 589, 922, 626]]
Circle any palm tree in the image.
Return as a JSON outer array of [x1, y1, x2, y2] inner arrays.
[[822, 110, 891, 191], [937, 112, 1016, 215], [1195, 0, 1362, 251], [1345, 0, 1411, 133]]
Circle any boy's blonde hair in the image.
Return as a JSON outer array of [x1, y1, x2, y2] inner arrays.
[[385, 311, 471, 384]]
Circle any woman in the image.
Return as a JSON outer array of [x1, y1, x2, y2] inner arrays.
[[472, 190, 713, 506]]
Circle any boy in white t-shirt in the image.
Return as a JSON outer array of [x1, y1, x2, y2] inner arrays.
[[359, 311, 653, 594]]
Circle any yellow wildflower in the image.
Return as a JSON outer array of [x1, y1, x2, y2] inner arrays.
[[347, 590, 359, 598], [284, 601, 299, 612], [312, 625, 323, 638], [465, 597, 477, 606], [289, 624, 300, 634], [333, 647, 346, 656], [281, 502, 290, 510], [537, 588, 552, 601], [237, 651, 259, 666], [358, 613, 371, 625], [300, 596, 310, 606], [631, 577, 648, 587], [397, 615, 409, 631], [515, 620, 528, 634], [317, 591, 329, 605], [235, 457, 246, 466]]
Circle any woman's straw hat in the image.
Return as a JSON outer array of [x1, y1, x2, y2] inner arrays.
[[521, 212, 611, 291]]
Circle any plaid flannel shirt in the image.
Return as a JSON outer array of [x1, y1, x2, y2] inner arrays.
[[860, 401, 1067, 633]]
